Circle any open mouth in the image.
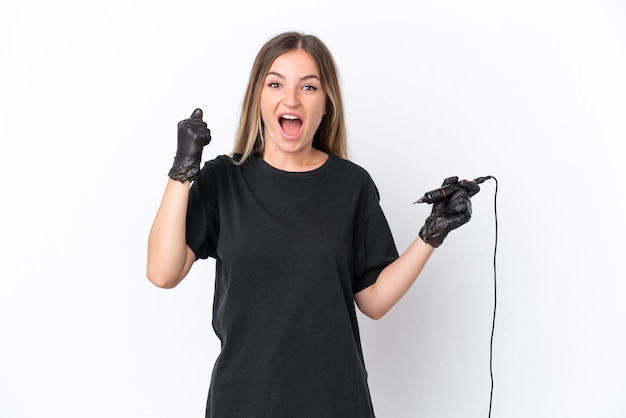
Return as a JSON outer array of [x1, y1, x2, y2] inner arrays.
[[279, 114, 303, 137]]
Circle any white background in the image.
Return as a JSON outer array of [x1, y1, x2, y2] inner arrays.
[[1, 0, 625, 417]]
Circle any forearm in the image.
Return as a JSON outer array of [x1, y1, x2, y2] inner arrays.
[[355, 236, 434, 319], [146, 178, 193, 288]]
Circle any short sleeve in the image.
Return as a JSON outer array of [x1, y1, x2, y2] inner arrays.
[[186, 158, 221, 260], [352, 195, 399, 294]]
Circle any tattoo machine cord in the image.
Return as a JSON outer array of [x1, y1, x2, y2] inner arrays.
[[415, 176, 499, 417]]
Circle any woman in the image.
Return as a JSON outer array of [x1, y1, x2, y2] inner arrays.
[[147, 31, 477, 418]]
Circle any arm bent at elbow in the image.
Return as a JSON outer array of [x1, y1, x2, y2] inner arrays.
[[146, 108, 212, 288], [146, 178, 195, 289], [147, 245, 196, 289], [355, 179, 477, 318], [354, 237, 434, 320]]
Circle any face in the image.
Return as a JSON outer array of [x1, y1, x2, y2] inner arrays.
[[260, 49, 327, 160]]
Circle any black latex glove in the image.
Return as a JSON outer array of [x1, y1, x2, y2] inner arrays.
[[168, 108, 212, 182], [419, 176, 480, 248]]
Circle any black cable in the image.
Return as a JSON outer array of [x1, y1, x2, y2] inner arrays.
[[488, 177, 498, 418], [416, 175, 499, 416]]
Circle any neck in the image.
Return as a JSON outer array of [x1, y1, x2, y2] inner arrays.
[[262, 148, 328, 172]]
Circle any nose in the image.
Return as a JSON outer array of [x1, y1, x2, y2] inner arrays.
[[283, 86, 301, 108]]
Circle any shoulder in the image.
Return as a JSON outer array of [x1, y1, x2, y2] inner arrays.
[[327, 156, 381, 200], [330, 156, 377, 183], [204, 154, 239, 170], [328, 156, 373, 180], [198, 154, 241, 176], [193, 155, 241, 192]]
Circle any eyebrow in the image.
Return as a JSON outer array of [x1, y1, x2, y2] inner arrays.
[[266, 71, 321, 82]]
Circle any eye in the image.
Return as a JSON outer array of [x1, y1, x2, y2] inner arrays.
[[267, 82, 280, 88], [302, 84, 318, 91]]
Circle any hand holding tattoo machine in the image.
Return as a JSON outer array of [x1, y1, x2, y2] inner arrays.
[[414, 176, 492, 248], [414, 176, 493, 204]]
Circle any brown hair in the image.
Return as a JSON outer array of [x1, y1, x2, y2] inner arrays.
[[231, 31, 348, 163]]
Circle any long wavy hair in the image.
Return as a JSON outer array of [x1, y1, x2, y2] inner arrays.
[[230, 32, 348, 163]]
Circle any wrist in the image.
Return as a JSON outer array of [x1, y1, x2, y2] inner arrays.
[[419, 219, 447, 248], [168, 155, 201, 183]]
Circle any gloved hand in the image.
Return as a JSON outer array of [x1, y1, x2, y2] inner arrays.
[[168, 108, 212, 182], [419, 176, 480, 248]]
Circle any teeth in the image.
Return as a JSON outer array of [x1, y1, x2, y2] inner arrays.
[[281, 114, 299, 120]]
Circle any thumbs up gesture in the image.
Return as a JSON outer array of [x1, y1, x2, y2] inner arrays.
[[168, 108, 212, 182]]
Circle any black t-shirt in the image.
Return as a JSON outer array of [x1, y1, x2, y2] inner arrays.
[[187, 153, 399, 418]]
